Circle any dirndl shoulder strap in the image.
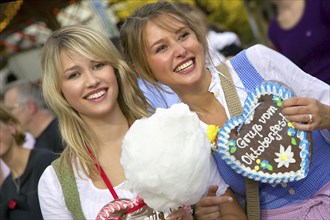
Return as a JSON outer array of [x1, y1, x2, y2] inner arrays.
[[216, 64, 242, 117], [52, 158, 85, 220], [216, 51, 263, 220]]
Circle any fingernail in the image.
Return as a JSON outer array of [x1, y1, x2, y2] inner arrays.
[[228, 197, 233, 202]]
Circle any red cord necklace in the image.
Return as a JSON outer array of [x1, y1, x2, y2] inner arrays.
[[87, 125, 146, 214]]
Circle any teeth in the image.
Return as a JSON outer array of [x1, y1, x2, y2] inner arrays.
[[86, 90, 106, 100], [175, 60, 193, 72]]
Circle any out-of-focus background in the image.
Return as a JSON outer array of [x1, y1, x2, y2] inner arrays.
[[0, 0, 275, 90]]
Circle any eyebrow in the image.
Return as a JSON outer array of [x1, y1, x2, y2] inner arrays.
[[150, 39, 164, 50], [175, 26, 186, 34], [63, 65, 79, 73], [149, 27, 187, 49]]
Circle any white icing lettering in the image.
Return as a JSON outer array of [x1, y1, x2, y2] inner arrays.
[[237, 124, 263, 149], [269, 123, 283, 141], [240, 107, 289, 166], [242, 155, 253, 164], [279, 112, 289, 124], [258, 137, 272, 148], [258, 106, 277, 123], [236, 138, 248, 149]]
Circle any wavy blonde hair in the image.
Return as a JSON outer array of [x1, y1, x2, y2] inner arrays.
[[41, 25, 150, 178], [120, 1, 209, 92]]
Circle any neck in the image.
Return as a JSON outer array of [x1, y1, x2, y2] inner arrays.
[[176, 67, 212, 103], [182, 92, 215, 114], [85, 108, 129, 184], [3, 146, 31, 178], [84, 106, 129, 154], [28, 110, 54, 138], [274, 0, 303, 10]]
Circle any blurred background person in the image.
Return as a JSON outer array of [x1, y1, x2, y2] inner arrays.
[[0, 105, 58, 220], [2, 80, 65, 153], [0, 76, 35, 187], [268, 0, 330, 85], [1, 80, 64, 187], [0, 133, 34, 187]]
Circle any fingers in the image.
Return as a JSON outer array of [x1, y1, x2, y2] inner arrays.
[[290, 121, 314, 131], [282, 97, 315, 116], [194, 210, 221, 220], [167, 208, 192, 220], [206, 185, 218, 196], [282, 97, 330, 130], [194, 186, 233, 219], [201, 185, 233, 206], [283, 114, 315, 131], [194, 205, 221, 220], [197, 195, 233, 207]]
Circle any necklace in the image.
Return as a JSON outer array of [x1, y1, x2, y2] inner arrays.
[[87, 142, 146, 215]]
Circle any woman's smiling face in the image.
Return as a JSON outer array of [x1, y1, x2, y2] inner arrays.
[[60, 50, 119, 120], [144, 17, 206, 94]]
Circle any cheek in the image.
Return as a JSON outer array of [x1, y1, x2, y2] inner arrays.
[[0, 127, 12, 143], [147, 58, 168, 80], [60, 81, 79, 100], [60, 86, 71, 102]]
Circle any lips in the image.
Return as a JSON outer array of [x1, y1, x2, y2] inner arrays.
[[85, 89, 107, 100], [174, 58, 194, 73]]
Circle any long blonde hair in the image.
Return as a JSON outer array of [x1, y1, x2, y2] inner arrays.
[[120, 1, 209, 92], [41, 25, 150, 178]]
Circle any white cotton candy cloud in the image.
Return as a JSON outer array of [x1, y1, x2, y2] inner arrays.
[[121, 103, 211, 212]]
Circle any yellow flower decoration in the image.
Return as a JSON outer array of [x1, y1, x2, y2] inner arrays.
[[207, 125, 219, 142]]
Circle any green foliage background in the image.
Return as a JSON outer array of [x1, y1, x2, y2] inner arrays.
[[109, 0, 259, 47]]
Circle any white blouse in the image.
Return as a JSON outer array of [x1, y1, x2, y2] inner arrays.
[[38, 151, 227, 219]]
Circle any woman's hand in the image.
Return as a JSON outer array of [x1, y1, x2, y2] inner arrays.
[[166, 185, 232, 220], [193, 185, 233, 220], [167, 186, 246, 220], [282, 97, 330, 131], [167, 207, 193, 220]]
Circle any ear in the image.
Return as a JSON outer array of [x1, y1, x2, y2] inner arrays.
[[8, 121, 17, 135], [131, 63, 136, 71], [26, 100, 38, 115]]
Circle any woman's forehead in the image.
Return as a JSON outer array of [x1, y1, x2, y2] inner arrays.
[[149, 14, 187, 32]]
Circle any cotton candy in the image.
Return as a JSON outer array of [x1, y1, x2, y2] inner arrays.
[[121, 103, 210, 212]]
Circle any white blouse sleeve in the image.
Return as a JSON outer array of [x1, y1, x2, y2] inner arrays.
[[38, 165, 74, 220], [209, 157, 229, 196], [245, 44, 330, 105], [245, 44, 330, 142]]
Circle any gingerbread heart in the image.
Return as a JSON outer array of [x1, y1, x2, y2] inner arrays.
[[216, 81, 312, 184]]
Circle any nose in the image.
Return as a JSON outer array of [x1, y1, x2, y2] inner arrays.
[[173, 41, 187, 57], [85, 71, 100, 87]]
